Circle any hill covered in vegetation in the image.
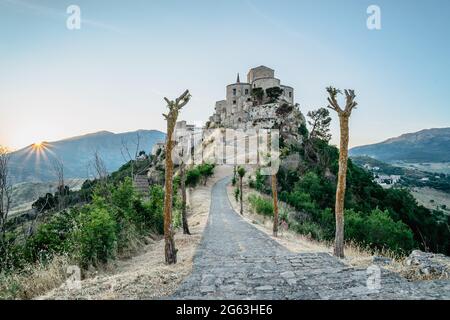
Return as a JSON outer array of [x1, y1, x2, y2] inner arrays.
[[249, 121, 450, 256]]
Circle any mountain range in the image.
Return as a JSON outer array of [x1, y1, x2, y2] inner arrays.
[[350, 128, 450, 163], [8, 130, 165, 184]]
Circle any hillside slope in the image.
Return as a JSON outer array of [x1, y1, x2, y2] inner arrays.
[[9, 130, 165, 183], [350, 128, 450, 163]]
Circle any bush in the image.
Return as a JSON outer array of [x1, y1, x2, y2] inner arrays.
[[234, 187, 240, 202], [286, 191, 316, 213], [185, 164, 215, 187], [345, 208, 415, 254], [185, 167, 201, 187], [25, 209, 78, 263], [140, 185, 164, 234], [248, 194, 273, 217], [198, 163, 215, 183], [292, 220, 324, 240], [72, 207, 117, 267]]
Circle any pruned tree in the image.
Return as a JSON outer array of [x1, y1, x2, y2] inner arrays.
[[0, 146, 12, 252], [307, 107, 332, 142], [162, 89, 191, 264], [237, 166, 246, 215], [326, 87, 358, 258]]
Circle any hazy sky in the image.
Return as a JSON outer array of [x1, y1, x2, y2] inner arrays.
[[1, 0, 449, 150]]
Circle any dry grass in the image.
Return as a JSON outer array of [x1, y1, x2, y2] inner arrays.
[[0, 255, 71, 300]]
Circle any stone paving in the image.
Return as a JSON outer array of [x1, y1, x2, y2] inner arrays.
[[173, 177, 450, 300]]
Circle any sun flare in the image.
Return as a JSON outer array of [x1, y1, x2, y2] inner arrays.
[[32, 142, 44, 150]]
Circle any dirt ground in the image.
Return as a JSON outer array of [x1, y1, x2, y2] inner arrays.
[[38, 166, 233, 300]]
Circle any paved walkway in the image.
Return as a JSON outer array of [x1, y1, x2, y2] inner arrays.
[[173, 177, 450, 300]]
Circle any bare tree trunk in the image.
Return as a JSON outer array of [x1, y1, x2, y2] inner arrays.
[[239, 176, 243, 215], [272, 174, 279, 237], [326, 87, 358, 259], [163, 131, 177, 264], [334, 115, 349, 258], [162, 90, 191, 265], [180, 162, 190, 235]]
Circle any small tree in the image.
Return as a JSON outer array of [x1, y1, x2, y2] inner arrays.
[[326, 87, 358, 258], [307, 107, 332, 142], [162, 90, 191, 264], [237, 166, 246, 215], [266, 87, 284, 103], [251, 88, 264, 105]]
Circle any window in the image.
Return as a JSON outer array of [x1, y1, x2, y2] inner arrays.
[[245, 89, 249, 95], [233, 88, 237, 96], [233, 100, 236, 105], [289, 92, 292, 98]]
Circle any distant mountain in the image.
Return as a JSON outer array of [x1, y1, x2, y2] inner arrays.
[[9, 130, 165, 183], [350, 128, 450, 163]]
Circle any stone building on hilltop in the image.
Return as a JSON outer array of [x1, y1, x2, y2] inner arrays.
[[208, 66, 304, 135]]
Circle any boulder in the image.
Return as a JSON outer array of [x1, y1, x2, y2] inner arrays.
[[405, 250, 450, 277]]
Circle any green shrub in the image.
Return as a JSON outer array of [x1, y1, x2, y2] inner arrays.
[[140, 185, 164, 234], [344, 208, 416, 254], [186, 167, 201, 187], [198, 163, 215, 183], [286, 191, 316, 213], [25, 209, 78, 263], [72, 207, 117, 267], [248, 194, 273, 217], [292, 220, 324, 240], [234, 187, 240, 202]]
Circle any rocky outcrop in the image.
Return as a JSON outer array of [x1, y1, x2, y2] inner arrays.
[[405, 250, 450, 278]]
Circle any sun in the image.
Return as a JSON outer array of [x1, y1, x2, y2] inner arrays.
[[32, 142, 44, 150]]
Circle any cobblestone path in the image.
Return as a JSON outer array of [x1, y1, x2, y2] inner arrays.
[[173, 177, 450, 300]]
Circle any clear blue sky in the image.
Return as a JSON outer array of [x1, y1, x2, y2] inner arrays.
[[1, 0, 449, 150]]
